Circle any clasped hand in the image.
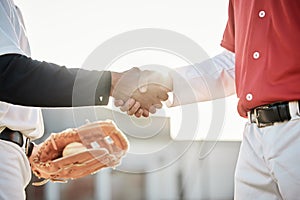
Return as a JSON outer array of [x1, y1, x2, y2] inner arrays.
[[111, 67, 172, 117]]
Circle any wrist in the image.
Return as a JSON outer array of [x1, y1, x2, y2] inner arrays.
[[110, 72, 122, 97]]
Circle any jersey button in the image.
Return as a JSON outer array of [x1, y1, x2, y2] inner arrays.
[[246, 93, 253, 101], [253, 51, 260, 59], [259, 10, 266, 18]]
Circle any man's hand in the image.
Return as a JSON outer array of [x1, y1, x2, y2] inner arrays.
[[114, 98, 147, 117], [110, 67, 140, 100], [111, 68, 173, 117]]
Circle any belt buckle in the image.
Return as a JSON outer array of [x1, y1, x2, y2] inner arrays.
[[253, 109, 260, 127], [254, 109, 267, 128], [250, 108, 273, 128], [247, 111, 256, 124]]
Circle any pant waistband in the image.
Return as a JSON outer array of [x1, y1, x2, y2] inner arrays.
[[0, 128, 34, 156], [247, 101, 300, 128]]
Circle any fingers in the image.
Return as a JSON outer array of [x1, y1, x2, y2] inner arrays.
[[118, 99, 148, 118], [156, 88, 169, 101], [120, 98, 136, 112], [134, 108, 144, 118], [149, 105, 157, 114], [142, 109, 150, 117], [115, 99, 162, 117], [114, 99, 124, 107], [114, 68, 173, 117], [115, 90, 166, 117], [127, 101, 141, 116], [115, 98, 151, 117], [113, 67, 173, 105]]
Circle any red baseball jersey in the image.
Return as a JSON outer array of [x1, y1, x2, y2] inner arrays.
[[221, 0, 300, 117]]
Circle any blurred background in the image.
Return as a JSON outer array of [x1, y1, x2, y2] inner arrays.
[[26, 107, 241, 200], [13, 0, 246, 199]]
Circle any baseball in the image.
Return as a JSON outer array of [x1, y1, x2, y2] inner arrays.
[[62, 142, 87, 157]]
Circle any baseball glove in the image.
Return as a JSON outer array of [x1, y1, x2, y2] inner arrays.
[[29, 120, 129, 186]]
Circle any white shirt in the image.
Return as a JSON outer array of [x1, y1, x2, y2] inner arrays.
[[0, 0, 30, 56], [0, 0, 44, 140], [169, 50, 236, 106]]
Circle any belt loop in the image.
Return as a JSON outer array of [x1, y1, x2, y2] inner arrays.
[[247, 111, 252, 123], [288, 101, 300, 120], [253, 108, 260, 126], [0, 126, 5, 134], [25, 138, 34, 157]]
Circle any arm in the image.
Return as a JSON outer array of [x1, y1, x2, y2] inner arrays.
[[168, 50, 235, 107], [0, 54, 111, 107], [113, 51, 234, 116], [0, 54, 169, 113]]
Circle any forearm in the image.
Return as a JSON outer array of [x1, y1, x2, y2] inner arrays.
[[0, 54, 111, 107], [169, 50, 236, 106]]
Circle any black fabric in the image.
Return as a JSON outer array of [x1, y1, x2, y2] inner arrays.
[[25, 138, 34, 157], [0, 128, 34, 156], [250, 102, 292, 127], [0, 128, 23, 147], [0, 54, 111, 107]]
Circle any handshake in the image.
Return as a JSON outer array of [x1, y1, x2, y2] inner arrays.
[[110, 67, 173, 118]]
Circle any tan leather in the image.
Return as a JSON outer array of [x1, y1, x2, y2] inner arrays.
[[29, 120, 129, 186]]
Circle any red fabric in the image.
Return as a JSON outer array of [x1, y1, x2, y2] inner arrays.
[[221, 0, 300, 117]]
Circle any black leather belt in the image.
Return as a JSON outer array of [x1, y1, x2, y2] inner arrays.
[[0, 128, 34, 157], [248, 101, 299, 128]]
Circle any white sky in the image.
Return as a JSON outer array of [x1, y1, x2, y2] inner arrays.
[[14, 0, 245, 140]]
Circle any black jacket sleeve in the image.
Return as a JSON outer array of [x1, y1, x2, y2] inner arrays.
[[0, 54, 111, 107]]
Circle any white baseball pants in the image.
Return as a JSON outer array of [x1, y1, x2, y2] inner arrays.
[[235, 118, 300, 200], [0, 140, 31, 200]]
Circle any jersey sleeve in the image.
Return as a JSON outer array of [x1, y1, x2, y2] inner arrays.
[[0, 54, 111, 107], [168, 51, 236, 107], [221, 0, 235, 53]]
